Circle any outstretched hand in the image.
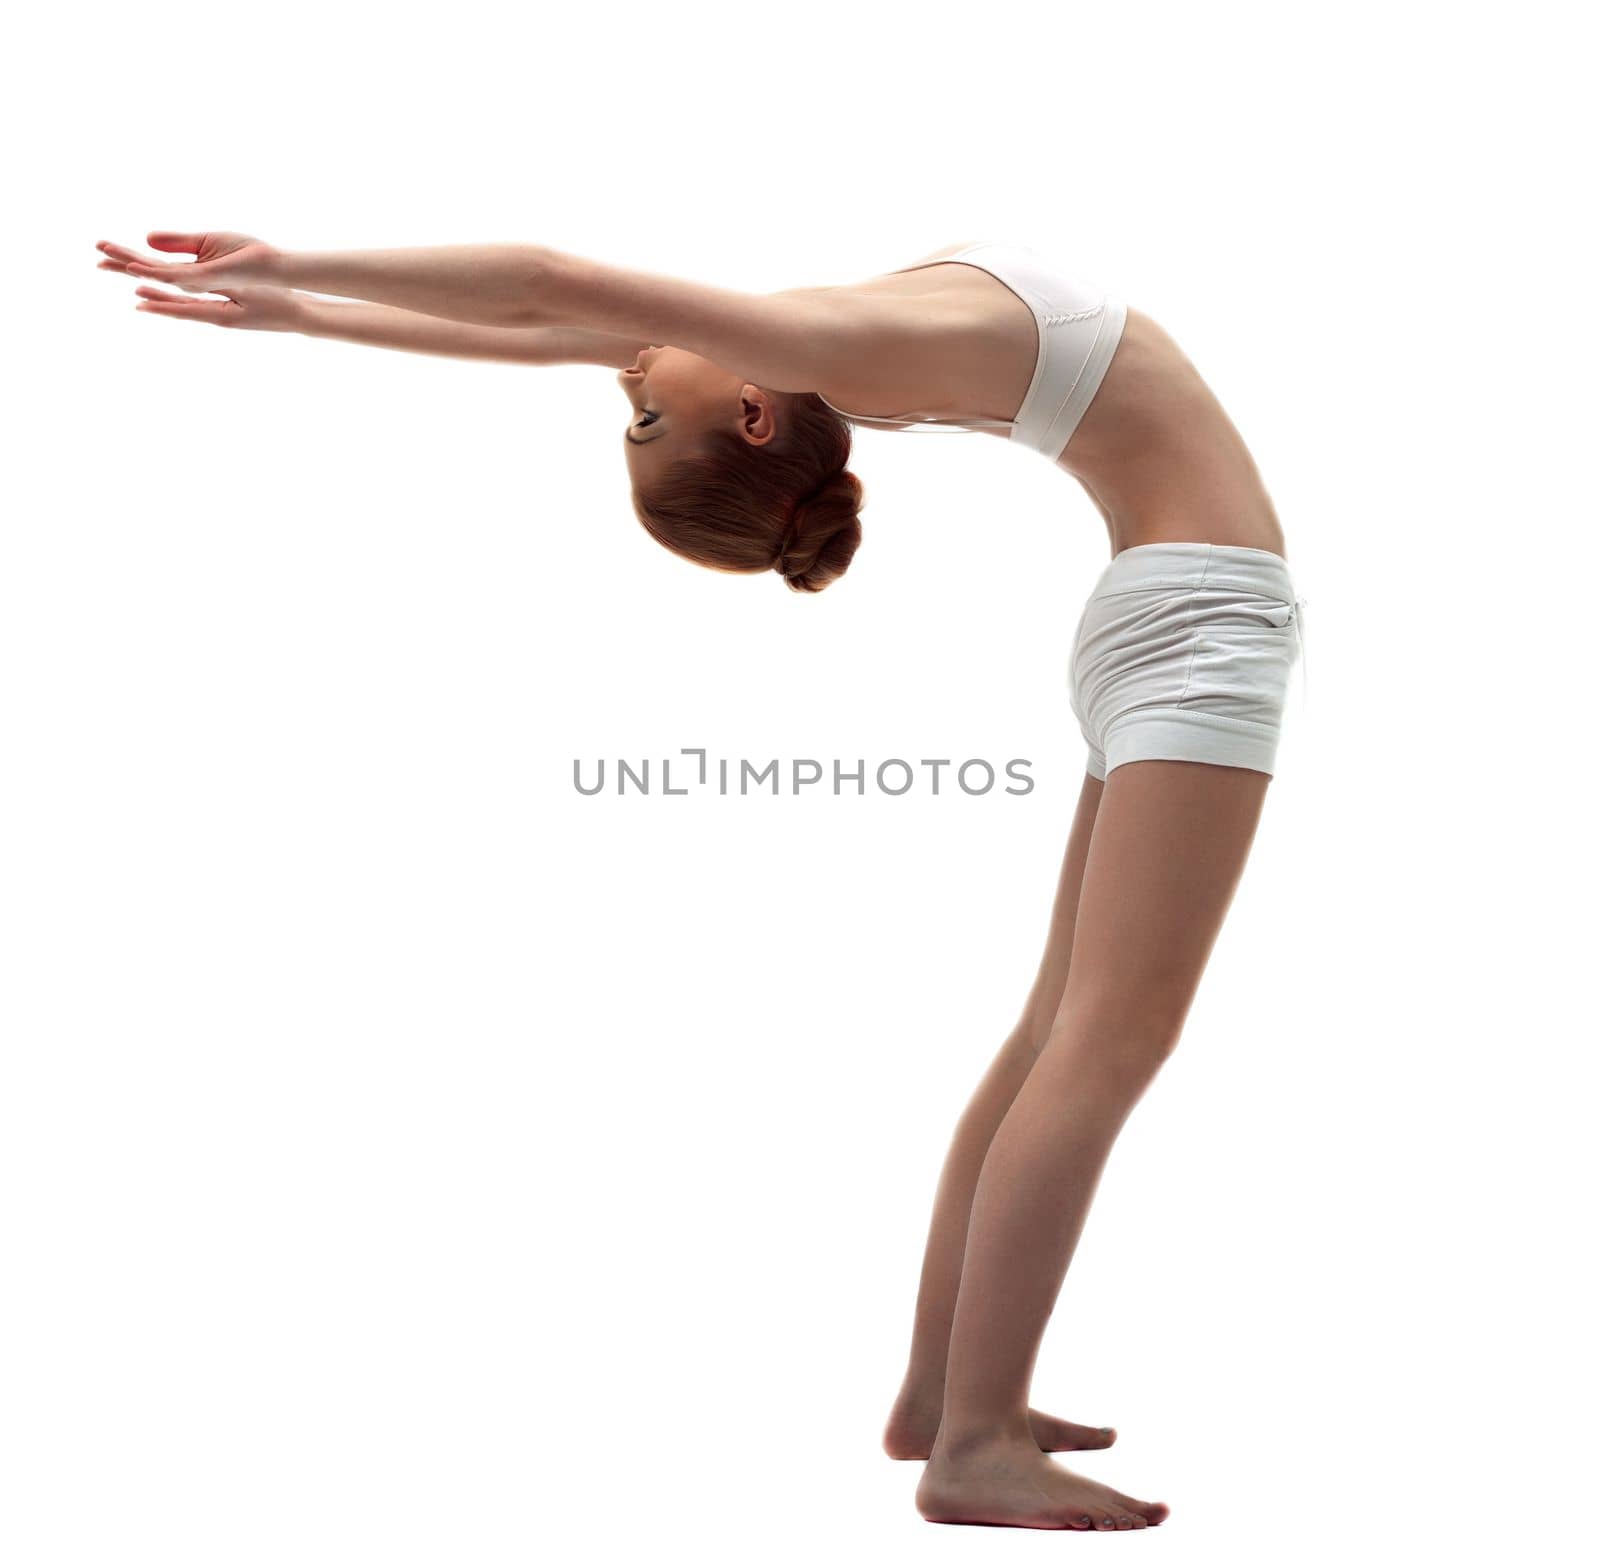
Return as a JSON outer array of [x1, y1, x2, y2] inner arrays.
[[130, 283, 305, 332], [96, 231, 281, 291]]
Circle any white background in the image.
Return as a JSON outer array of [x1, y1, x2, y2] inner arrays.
[[5, 3, 1596, 1541]]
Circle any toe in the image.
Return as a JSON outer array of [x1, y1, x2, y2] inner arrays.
[[1108, 1491, 1142, 1515], [1027, 1415, 1105, 1452], [1110, 1490, 1166, 1526], [1034, 1416, 1118, 1451], [1069, 1421, 1116, 1450]]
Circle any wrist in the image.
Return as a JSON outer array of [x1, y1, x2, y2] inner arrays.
[[263, 247, 301, 287], [293, 295, 335, 336]]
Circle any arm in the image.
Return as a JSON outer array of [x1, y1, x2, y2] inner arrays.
[[126, 283, 650, 367], [300, 303, 649, 367], [500, 246, 859, 392], [99, 231, 921, 393], [278, 244, 858, 387]]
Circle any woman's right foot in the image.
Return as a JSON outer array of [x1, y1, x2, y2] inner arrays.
[[916, 1432, 1168, 1530]]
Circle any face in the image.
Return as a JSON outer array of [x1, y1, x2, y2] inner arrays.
[[618, 346, 778, 499]]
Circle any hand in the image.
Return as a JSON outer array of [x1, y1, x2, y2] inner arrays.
[[96, 231, 281, 291], [131, 283, 306, 333]]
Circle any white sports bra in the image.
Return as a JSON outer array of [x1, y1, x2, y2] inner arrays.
[[815, 240, 1128, 463]]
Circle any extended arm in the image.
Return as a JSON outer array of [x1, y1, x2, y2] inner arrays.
[[281, 244, 849, 387], [299, 302, 648, 367], [98, 231, 929, 394], [123, 281, 651, 367]]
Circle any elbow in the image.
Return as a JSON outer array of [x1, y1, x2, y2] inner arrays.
[[501, 243, 557, 328]]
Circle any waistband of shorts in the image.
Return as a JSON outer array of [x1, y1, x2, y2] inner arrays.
[[1088, 542, 1295, 604]]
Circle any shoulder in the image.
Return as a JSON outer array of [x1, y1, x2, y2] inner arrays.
[[525, 242, 976, 394], [896, 237, 990, 267], [780, 285, 989, 408]]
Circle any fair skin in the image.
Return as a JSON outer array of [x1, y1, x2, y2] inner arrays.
[[617, 345, 782, 505], [97, 229, 1292, 1530]]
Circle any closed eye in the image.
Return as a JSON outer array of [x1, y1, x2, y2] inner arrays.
[[626, 410, 662, 446]]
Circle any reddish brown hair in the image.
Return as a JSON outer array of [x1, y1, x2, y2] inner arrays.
[[630, 394, 864, 593]]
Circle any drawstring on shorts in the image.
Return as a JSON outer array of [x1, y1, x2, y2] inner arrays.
[[1293, 593, 1310, 707]]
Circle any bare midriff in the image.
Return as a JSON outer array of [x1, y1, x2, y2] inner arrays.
[[1057, 307, 1288, 560], [818, 262, 1289, 560]]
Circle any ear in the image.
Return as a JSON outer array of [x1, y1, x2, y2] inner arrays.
[[736, 384, 780, 447]]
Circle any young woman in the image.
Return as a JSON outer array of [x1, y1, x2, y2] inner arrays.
[[96, 230, 1306, 1531]]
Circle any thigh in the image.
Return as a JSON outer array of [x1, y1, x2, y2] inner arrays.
[[1016, 770, 1106, 1049], [1049, 758, 1273, 1066]]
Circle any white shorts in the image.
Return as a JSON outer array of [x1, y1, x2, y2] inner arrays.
[[1069, 543, 1305, 781]]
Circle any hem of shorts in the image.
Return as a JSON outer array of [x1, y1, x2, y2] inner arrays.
[[1099, 707, 1281, 778]]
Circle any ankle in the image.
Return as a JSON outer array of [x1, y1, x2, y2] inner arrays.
[[892, 1374, 945, 1412], [930, 1413, 1034, 1460]]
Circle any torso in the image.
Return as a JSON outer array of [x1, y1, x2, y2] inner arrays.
[[783, 244, 1289, 559]]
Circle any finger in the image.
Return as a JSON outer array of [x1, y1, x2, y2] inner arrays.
[[133, 284, 209, 303], [136, 296, 232, 323], [102, 239, 203, 283], [97, 240, 152, 266], [134, 288, 213, 310], [129, 259, 215, 292], [123, 257, 192, 280], [146, 231, 205, 254], [97, 250, 141, 274]]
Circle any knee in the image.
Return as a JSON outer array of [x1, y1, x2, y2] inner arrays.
[[1045, 992, 1190, 1093], [1016, 974, 1072, 1056], [1016, 1014, 1054, 1057]]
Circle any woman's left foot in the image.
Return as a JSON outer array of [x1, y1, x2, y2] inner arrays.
[[884, 1396, 1116, 1461]]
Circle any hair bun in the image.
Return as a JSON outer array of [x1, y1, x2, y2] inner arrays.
[[775, 468, 865, 593]]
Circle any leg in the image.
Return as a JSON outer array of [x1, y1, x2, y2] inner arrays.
[[918, 759, 1274, 1530], [884, 773, 1115, 1460]]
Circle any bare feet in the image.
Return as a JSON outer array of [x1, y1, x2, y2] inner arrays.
[[884, 1391, 1116, 1462], [916, 1433, 1168, 1530]]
